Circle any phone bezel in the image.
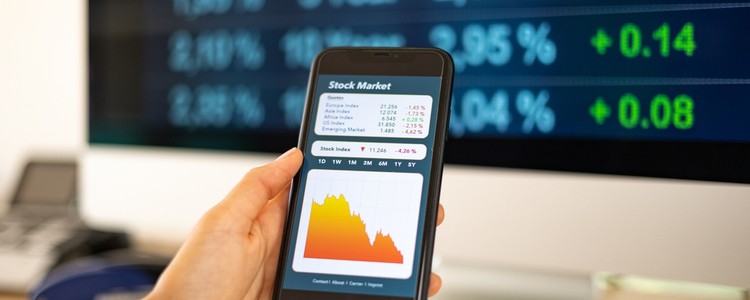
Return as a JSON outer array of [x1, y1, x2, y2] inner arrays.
[[273, 47, 454, 300]]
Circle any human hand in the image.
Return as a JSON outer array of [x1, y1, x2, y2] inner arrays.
[[146, 148, 445, 299]]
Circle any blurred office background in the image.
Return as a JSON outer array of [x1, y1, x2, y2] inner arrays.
[[2, 1, 750, 299], [0, 1, 84, 207]]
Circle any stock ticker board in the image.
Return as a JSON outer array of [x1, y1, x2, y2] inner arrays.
[[118, 1, 750, 146]]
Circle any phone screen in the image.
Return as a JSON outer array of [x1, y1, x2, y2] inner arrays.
[[277, 50, 450, 299]]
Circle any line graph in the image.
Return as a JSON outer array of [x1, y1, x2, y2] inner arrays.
[[304, 194, 404, 263], [292, 169, 423, 279]]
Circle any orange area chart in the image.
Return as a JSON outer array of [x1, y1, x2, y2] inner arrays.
[[304, 194, 404, 264]]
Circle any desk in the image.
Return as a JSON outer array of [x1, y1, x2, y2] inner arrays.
[[4, 241, 745, 300], [432, 260, 747, 300]]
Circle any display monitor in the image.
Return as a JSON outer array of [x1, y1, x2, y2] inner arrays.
[[85, 0, 750, 289]]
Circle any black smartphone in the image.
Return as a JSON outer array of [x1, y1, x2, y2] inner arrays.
[[273, 47, 454, 300]]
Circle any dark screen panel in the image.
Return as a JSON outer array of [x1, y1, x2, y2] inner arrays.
[[89, 0, 750, 183]]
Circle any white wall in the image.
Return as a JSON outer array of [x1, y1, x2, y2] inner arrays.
[[0, 0, 85, 208]]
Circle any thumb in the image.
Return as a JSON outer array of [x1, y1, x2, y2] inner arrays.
[[218, 148, 303, 224]]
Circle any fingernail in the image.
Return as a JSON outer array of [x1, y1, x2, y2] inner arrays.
[[276, 147, 297, 161]]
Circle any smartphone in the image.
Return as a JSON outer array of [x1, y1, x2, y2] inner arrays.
[[273, 47, 453, 300]]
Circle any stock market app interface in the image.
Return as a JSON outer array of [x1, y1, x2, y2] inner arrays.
[[280, 74, 442, 298]]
